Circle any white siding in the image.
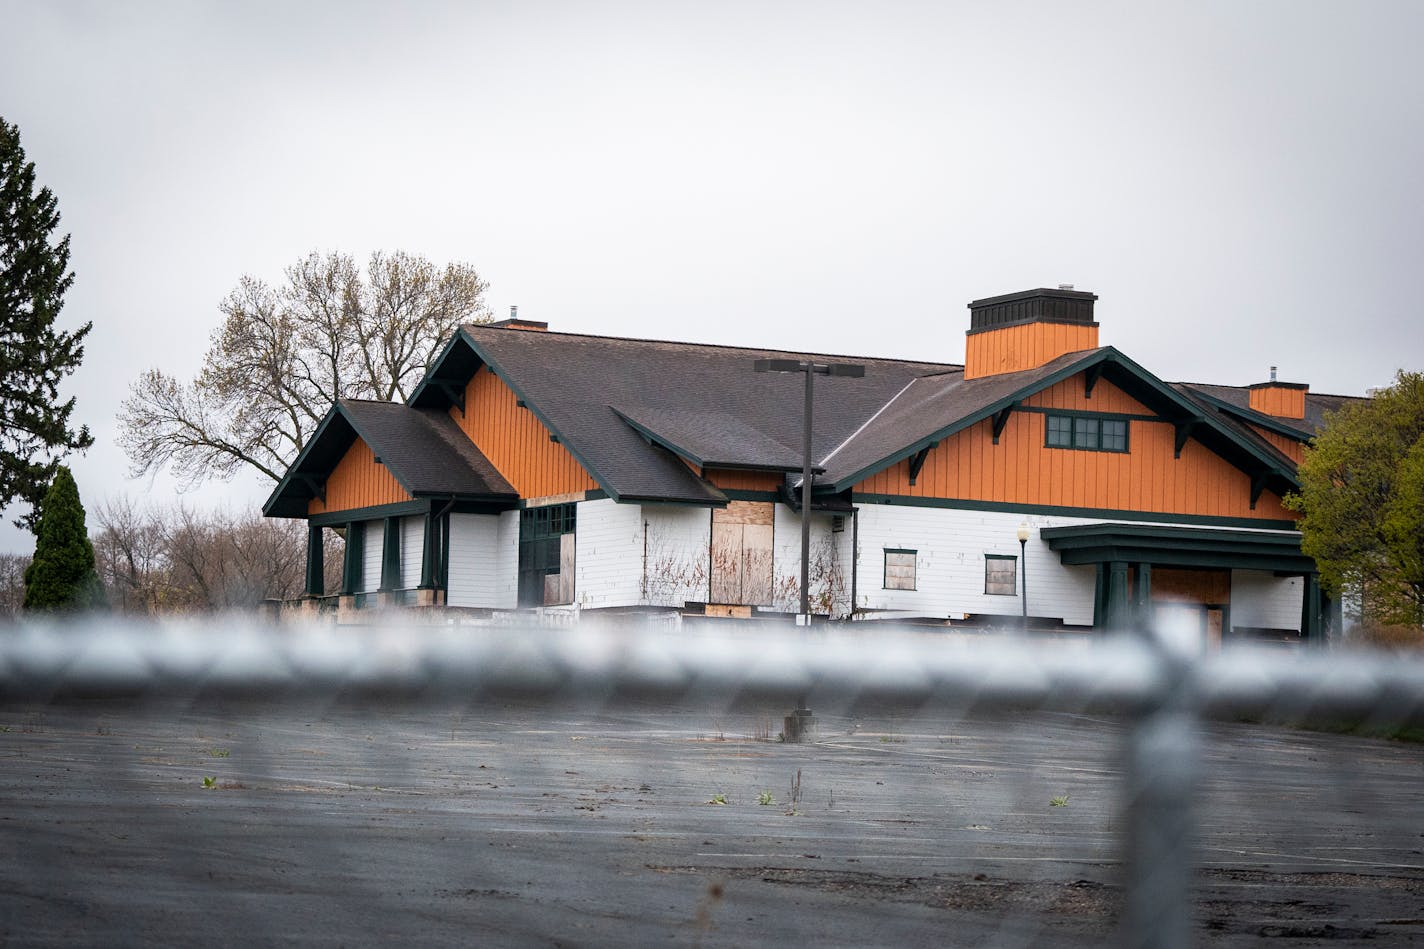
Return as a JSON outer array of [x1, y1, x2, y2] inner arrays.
[[447, 513, 510, 608], [853, 505, 1097, 624], [772, 506, 848, 615], [399, 516, 424, 590], [1230, 570, 1303, 632], [573, 498, 643, 609], [360, 519, 384, 593], [641, 504, 713, 607]]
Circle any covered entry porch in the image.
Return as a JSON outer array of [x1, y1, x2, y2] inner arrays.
[[1040, 523, 1337, 644]]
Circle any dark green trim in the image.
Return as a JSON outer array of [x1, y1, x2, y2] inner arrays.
[[380, 516, 401, 592], [883, 548, 917, 591], [1021, 405, 1159, 423], [1188, 389, 1314, 442], [440, 511, 450, 591], [304, 523, 324, 597], [1044, 412, 1130, 454], [830, 347, 1300, 494], [310, 499, 431, 528], [450, 329, 622, 502], [721, 489, 779, 502], [1041, 522, 1314, 574], [419, 511, 436, 590], [341, 520, 363, 595], [853, 493, 1299, 531], [263, 404, 351, 518]]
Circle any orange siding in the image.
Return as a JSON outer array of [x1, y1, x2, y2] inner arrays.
[[450, 365, 598, 499], [963, 322, 1099, 380], [855, 406, 1295, 521], [1249, 425, 1306, 464], [308, 437, 411, 516], [1248, 385, 1307, 419], [707, 469, 784, 491], [1022, 376, 1152, 415]]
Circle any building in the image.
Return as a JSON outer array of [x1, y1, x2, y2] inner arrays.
[[264, 288, 1356, 642]]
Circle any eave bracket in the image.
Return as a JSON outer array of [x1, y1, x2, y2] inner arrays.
[[1084, 364, 1105, 400], [907, 442, 937, 486], [299, 474, 326, 503], [1174, 419, 1200, 459], [992, 404, 1017, 445]]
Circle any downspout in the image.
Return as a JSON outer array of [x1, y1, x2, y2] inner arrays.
[[850, 506, 859, 620]]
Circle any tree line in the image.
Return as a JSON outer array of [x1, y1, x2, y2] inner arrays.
[[0, 498, 343, 617]]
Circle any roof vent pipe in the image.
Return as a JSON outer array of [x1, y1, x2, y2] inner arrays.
[[510, 305, 518, 320], [1270, 365, 1277, 383]]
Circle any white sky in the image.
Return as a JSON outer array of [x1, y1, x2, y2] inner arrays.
[[2, 0, 1421, 555]]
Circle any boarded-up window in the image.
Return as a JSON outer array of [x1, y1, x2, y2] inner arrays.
[[884, 549, 916, 591], [985, 554, 1017, 596], [710, 501, 773, 606]]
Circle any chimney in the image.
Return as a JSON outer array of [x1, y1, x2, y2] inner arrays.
[[963, 287, 1099, 380], [1248, 370, 1308, 419], [489, 305, 549, 332]]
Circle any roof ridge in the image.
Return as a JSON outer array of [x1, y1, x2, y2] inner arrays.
[[461, 322, 962, 371], [818, 376, 923, 470]]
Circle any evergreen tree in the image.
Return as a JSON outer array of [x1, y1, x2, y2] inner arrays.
[[1, 116, 93, 531], [23, 466, 103, 611]]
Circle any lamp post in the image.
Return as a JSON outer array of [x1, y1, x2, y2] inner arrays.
[[754, 357, 864, 741], [1017, 521, 1031, 628], [753, 358, 865, 623]]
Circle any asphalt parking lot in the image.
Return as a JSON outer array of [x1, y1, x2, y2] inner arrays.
[[2, 697, 1422, 947]]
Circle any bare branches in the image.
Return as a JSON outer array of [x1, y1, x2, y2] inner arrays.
[[118, 250, 489, 486]]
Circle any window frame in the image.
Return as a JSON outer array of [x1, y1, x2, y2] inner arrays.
[[883, 548, 917, 591], [984, 553, 1018, 596], [1043, 412, 1130, 454]]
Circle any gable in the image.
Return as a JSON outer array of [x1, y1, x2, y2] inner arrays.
[[854, 410, 1293, 520], [1022, 376, 1153, 416], [308, 436, 411, 516], [450, 364, 598, 499]]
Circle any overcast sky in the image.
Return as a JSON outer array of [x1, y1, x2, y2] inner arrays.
[[2, 0, 1421, 555]]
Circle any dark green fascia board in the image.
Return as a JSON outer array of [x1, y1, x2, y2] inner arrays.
[[721, 489, 779, 502], [263, 402, 354, 518], [828, 348, 1123, 491], [409, 328, 482, 409], [1185, 388, 1314, 442], [853, 493, 1300, 531], [309, 498, 431, 528], [1054, 546, 1315, 573], [829, 347, 1296, 493]]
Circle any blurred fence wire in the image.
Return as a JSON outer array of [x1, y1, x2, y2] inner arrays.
[[2, 616, 1422, 947]]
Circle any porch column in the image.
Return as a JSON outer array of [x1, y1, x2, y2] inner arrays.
[[341, 521, 362, 595], [1106, 560, 1131, 631], [1301, 573, 1323, 645], [419, 511, 438, 590], [380, 516, 401, 592], [1093, 563, 1106, 628], [304, 523, 324, 598], [1134, 562, 1153, 631]]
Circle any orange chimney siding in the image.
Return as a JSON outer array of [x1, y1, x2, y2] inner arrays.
[[450, 365, 597, 499], [1249, 425, 1306, 464], [307, 437, 412, 516], [963, 321, 1100, 380], [855, 374, 1294, 521], [1248, 384, 1307, 419]]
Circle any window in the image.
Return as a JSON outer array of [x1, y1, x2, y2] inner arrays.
[[1044, 413, 1129, 453], [518, 504, 576, 606], [884, 549, 917, 591], [985, 554, 1018, 596]]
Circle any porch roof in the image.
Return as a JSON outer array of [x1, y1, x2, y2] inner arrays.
[[1039, 522, 1314, 574]]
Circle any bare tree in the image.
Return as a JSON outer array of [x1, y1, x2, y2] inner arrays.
[[93, 496, 169, 613], [0, 552, 31, 618], [118, 250, 490, 485]]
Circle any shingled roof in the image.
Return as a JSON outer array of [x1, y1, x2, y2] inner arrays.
[[263, 400, 516, 518], [1176, 382, 1358, 439], [412, 326, 957, 503]]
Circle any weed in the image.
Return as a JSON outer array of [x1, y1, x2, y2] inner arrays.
[[205, 748, 230, 758], [202, 776, 216, 789], [786, 769, 802, 815], [1050, 794, 1070, 807], [708, 792, 727, 805], [757, 791, 774, 806], [752, 718, 773, 742]]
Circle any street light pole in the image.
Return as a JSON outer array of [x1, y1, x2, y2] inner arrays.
[[1018, 521, 1031, 629], [755, 357, 864, 742]]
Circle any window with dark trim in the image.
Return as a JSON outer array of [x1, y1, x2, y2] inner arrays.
[[884, 548, 917, 591], [984, 554, 1018, 596], [518, 504, 576, 607], [1045, 413, 1129, 453]]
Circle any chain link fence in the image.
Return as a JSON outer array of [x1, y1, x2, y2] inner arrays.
[[3, 616, 1422, 946]]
